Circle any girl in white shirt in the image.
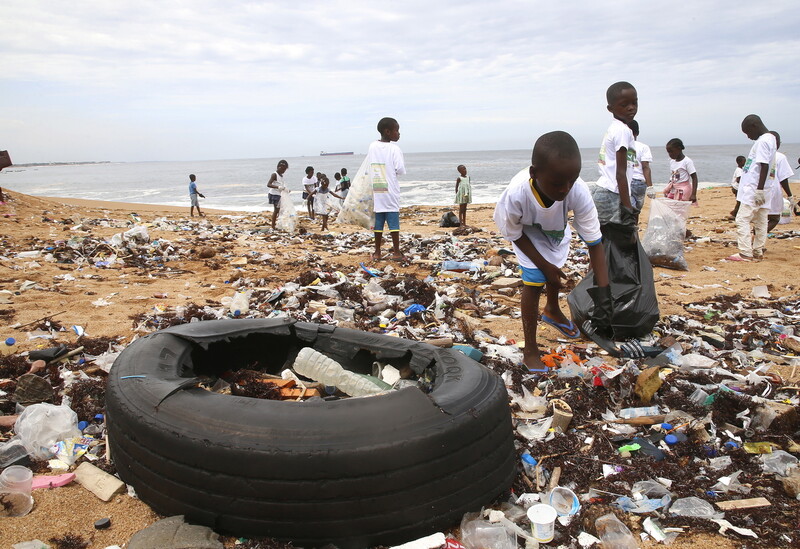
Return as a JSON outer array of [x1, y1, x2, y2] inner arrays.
[[664, 138, 698, 203]]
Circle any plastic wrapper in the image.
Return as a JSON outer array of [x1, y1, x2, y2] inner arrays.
[[336, 157, 374, 229], [14, 403, 81, 460], [641, 198, 691, 270], [275, 188, 298, 234]]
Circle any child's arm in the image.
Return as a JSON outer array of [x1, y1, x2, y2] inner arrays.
[[512, 234, 567, 290], [455, 177, 461, 193], [330, 191, 343, 200], [267, 173, 279, 189], [643, 160, 653, 188], [615, 148, 632, 208], [689, 172, 699, 202], [587, 243, 609, 287]]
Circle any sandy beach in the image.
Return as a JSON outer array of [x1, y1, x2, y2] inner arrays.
[[0, 184, 798, 548]]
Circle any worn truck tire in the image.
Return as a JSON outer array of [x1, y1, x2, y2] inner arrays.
[[105, 318, 515, 548]]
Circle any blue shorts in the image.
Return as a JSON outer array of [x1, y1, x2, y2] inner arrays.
[[373, 211, 400, 232], [519, 265, 546, 287], [268, 194, 280, 205]]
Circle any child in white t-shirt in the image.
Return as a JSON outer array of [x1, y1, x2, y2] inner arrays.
[[494, 131, 611, 372], [730, 155, 745, 219], [310, 173, 344, 231], [302, 166, 318, 220], [766, 131, 795, 233], [368, 117, 406, 261], [663, 138, 698, 202], [627, 120, 655, 214], [726, 114, 777, 261], [592, 82, 639, 226]]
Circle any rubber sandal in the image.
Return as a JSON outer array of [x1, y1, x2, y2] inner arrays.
[[618, 340, 663, 359], [359, 262, 379, 277], [541, 315, 580, 338], [724, 254, 751, 262], [580, 320, 620, 357]]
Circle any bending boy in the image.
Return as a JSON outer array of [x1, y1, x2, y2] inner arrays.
[[494, 131, 611, 371]]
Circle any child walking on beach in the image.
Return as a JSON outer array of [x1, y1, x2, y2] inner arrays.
[[188, 174, 205, 217], [494, 131, 611, 371], [730, 155, 746, 219], [339, 168, 351, 202], [368, 117, 406, 261], [302, 166, 318, 220], [663, 138, 698, 203], [266, 160, 289, 230], [454, 164, 472, 226], [592, 81, 639, 226], [726, 114, 777, 261], [310, 174, 344, 231]]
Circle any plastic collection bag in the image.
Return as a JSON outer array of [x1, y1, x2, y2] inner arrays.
[[14, 403, 81, 460], [568, 221, 660, 339], [336, 157, 374, 229], [275, 188, 298, 234], [641, 198, 691, 271]]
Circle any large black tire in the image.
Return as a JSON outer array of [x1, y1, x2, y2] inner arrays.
[[106, 318, 515, 548]]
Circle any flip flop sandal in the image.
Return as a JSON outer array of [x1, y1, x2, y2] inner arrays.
[[359, 262, 379, 277], [618, 340, 663, 359], [541, 315, 580, 338], [724, 254, 752, 262], [580, 320, 620, 357]]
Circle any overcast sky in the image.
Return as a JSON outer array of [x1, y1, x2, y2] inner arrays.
[[2, 1, 798, 163]]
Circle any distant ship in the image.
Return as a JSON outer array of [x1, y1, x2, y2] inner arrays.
[[320, 151, 354, 156]]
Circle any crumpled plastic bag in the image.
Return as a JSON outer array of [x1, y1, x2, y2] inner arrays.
[[641, 198, 691, 271], [275, 188, 298, 234], [336, 157, 374, 229], [14, 403, 81, 460]]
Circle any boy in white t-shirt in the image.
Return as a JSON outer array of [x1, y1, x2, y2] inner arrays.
[[730, 155, 745, 219], [766, 131, 795, 233], [368, 117, 406, 260], [726, 114, 777, 261], [494, 131, 611, 372], [627, 120, 655, 214], [302, 166, 318, 220], [592, 81, 638, 226]]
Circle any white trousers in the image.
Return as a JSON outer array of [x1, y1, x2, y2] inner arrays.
[[735, 202, 768, 257]]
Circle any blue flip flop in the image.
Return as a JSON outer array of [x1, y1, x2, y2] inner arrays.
[[541, 315, 580, 338]]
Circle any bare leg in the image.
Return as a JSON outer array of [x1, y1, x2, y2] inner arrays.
[[389, 231, 404, 260], [373, 232, 383, 260], [520, 284, 547, 370], [321, 214, 328, 231], [459, 203, 467, 225], [272, 206, 279, 229]]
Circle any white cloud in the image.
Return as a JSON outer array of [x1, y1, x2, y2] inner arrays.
[[1, 0, 798, 162]]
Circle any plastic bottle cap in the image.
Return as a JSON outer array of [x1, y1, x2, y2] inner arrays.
[[78, 421, 89, 431], [94, 517, 112, 529], [233, 310, 241, 317], [664, 434, 678, 445], [4, 337, 14, 346], [724, 441, 739, 449], [94, 413, 104, 422], [521, 454, 538, 466], [661, 423, 673, 431]]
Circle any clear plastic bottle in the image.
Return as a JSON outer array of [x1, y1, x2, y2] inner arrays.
[[441, 260, 476, 272], [594, 513, 638, 548], [293, 348, 384, 397]]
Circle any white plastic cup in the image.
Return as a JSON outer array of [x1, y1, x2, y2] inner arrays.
[[0, 465, 34, 517], [549, 486, 581, 516], [527, 503, 557, 543], [0, 465, 33, 493]]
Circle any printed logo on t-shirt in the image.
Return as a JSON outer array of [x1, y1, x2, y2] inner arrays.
[[627, 149, 637, 166], [370, 163, 389, 193], [533, 222, 566, 246], [743, 157, 753, 173], [598, 135, 608, 165]]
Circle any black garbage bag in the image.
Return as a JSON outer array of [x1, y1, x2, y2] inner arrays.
[[439, 211, 460, 227], [568, 220, 659, 339]]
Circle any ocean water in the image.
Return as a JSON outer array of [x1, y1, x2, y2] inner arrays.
[[2, 144, 797, 212]]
